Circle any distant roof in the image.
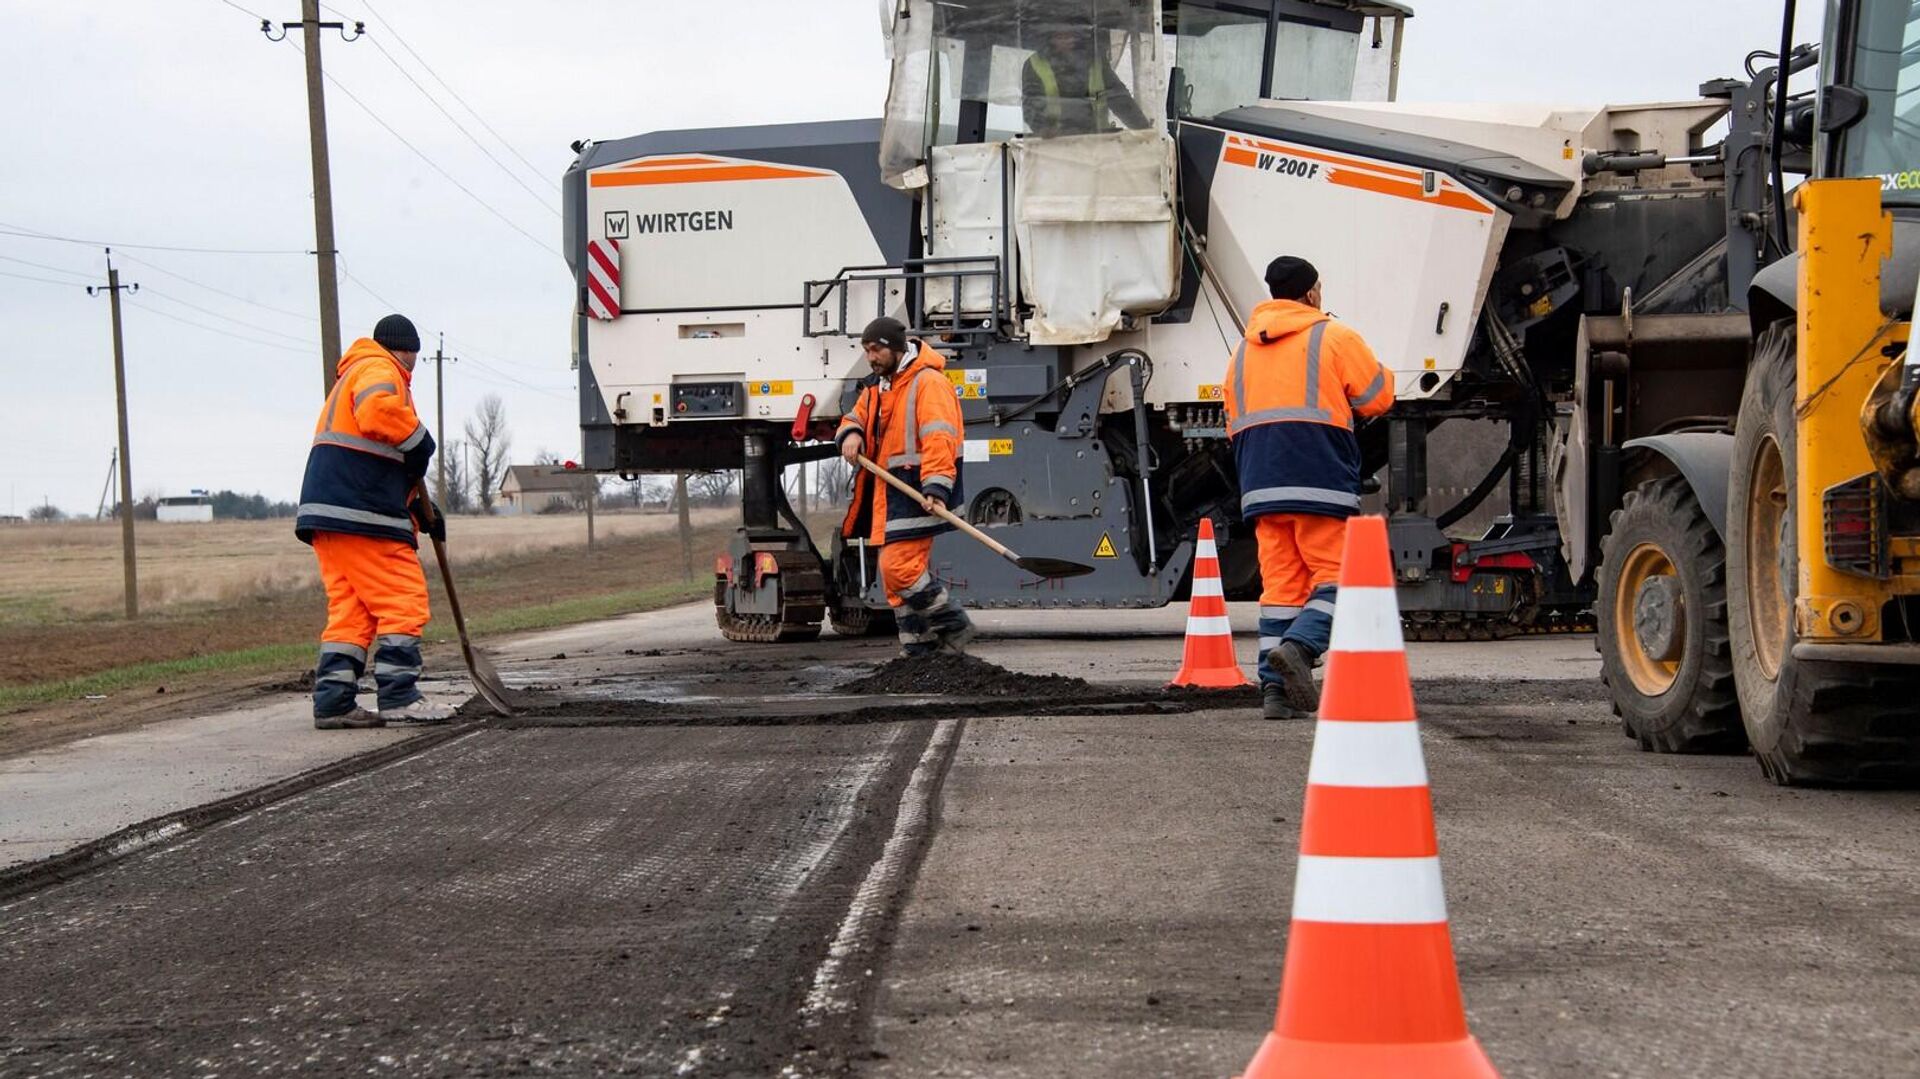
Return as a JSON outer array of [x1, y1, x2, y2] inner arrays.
[[504, 465, 596, 492]]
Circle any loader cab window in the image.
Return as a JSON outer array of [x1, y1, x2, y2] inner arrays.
[[1839, 0, 1920, 203]]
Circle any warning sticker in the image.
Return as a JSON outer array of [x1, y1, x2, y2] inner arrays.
[[747, 381, 794, 396], [1197, 384, 1224, 401], [946, 369, 988, 398], [988, 439, 1013, 456], [1093, 533, 1118, 558], [952, 384, 987, 400]]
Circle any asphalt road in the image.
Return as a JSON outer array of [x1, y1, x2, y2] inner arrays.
[[3, 606, 1917, 1078]]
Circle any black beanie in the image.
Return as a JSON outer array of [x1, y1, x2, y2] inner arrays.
[[373, 313, 421, 354], [1264, 256, 1319, 302], [859, 316, 909, 355]]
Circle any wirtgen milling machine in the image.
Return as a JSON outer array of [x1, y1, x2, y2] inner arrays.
[[564, 1, 1919, 781]]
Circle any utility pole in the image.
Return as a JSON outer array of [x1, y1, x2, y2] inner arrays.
[[430, 334, 455, 507], [262, 6, 362, 396], [95, 448, 117, 521], [676, 473, 694, 580], [88, 251, 140, 619]]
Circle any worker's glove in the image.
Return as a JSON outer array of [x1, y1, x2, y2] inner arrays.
[[411, 497, 447, 542]]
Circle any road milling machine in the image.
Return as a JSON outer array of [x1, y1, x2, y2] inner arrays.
[[563, 0, 1920, 781]]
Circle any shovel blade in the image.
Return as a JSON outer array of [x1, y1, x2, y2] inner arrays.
[[1015, 556, 1097, 580], [462, 643, 517, 717]]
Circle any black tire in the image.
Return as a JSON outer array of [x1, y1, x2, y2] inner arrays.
[[1726, 321, 1920, 786], [1595, 476, 1745, 753]]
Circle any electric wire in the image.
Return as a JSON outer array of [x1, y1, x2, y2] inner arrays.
[[0, 268, 87, 289], [125, 298, 316, 355], [140, 287, 317, 345], [0, 253, 96, 281], [118, 253, 319, 322], [0, 220, 307, 255]]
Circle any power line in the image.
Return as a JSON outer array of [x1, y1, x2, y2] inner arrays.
[[118, 253, 319, 323], [0, 268, 88, 289], [0, 253, 96, 281], [125, 299, 315, 356], [141, 287, 317, 345], [349, 0, 561, 195], [218, 0, 272, 22], [335, 253, 404, 311], [357, 31, 559, 217], [0, 221, 308, 256]]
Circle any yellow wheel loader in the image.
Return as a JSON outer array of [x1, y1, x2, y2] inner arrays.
[[1597, 0, 1920, 784]]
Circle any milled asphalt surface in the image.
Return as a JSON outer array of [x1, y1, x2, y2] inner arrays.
[[3, 604, 1918, 1078]]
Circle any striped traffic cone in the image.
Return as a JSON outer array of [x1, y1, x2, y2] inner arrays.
[[1170, 518, 1251, 688], [1239, 515, 1498, 1079]]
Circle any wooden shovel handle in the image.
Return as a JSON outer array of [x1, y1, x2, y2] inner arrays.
[[853, 454, 1019, 562]]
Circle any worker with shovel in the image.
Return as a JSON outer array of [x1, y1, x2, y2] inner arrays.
[[838, 317, 976, 657], [294, 314, 453, 729], [1225, 258, 1395, 720]]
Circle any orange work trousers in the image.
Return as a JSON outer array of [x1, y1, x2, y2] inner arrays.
[[1256, 513, 1346, 608], [879, 535, 936, 608], [313, 531, 431, 646]]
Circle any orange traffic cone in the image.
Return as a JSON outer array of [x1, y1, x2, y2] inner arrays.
[[1170, 518, 1251, 688], [1239, 515, 1498, 1079]]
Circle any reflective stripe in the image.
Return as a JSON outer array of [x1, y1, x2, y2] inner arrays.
[[1229, 340, 1247, 424], [374, 662, 422, 677], [1191, 576, 1223, 598], [1328, 586, 1404, 653], [1227, 406, 1333, 434], [1351, 369, 1388, 410], [1029, 53, 1110, 132], [1302, 321, 1328, 414], [919, 420, 958, 440], [1196, 535, 1218, 560], [298, 502, 413, 531], [377, 634, 421, 648], [906, 571, 934, 594], [1304, 598, 1337, 617], [887, 453, 923, 468], [313, 431, 403, 461], [885, 514, 943, 534], [1306, 721, 1429, 787], [1260, 605, 1303, 620], [1291, 855, 1448, 924], [353, 382, 398, 408], [921, 476, 953, 495], [319, 641, 368, 663], [1185, 614, 1232, 637], [397, 424, 427, 452], [1258, 636, 1281, 650], [318, 669, 359, 684], [1241, 486, 1361, 511]]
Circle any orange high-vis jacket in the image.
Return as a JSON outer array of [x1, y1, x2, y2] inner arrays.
[[1224, 299, 1394, 520], [836, 340, 964, 545], [295, 338, 435, 546]]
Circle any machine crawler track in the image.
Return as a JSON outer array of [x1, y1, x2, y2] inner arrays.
[[716, 561, 827, 643]]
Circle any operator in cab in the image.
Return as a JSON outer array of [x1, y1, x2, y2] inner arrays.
[[1224, 257, 1395, 720], [837, 317, 976, 657], [1021, 24, 1151, 138]]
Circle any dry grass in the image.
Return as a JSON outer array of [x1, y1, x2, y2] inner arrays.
[[0, 509, 734, 624]]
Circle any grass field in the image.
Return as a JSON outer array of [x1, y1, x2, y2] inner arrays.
[[0, 509, 732, 623]]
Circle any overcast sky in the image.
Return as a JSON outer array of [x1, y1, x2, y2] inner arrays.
[[0, 0, 1820, 516]]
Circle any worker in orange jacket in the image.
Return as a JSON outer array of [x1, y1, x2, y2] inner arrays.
[[837, 316, 974, 656], [1225, 257, 1395, 719], [295, 314, 451, 729]]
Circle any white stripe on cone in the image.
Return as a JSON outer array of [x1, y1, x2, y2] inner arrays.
[[1192, 576, 1224, 598], [1196, 537, 1219, 560], [1185, 615, 1233, 637], [1305, 720, 1429, 788], [1291, 855, 1449, 924], [1327, 586, 1405, 653]]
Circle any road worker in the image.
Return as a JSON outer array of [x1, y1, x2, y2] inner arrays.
[[295, 314, 451, 729], [1021, 24, 1151, 138], [1224, 257, 1395, 719], [837, 316, 975, 656]]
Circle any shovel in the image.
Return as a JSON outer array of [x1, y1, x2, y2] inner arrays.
[[854, 455, 1096, 579], [414, 483, 516, 717]]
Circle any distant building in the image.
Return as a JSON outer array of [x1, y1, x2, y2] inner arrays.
[[499, 465, 596, 515], [156, 494, 214, 523]]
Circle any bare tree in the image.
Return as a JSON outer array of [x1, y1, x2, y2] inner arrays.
[[29, 500, 64, 522], [816, 457, 853, 506], [441, 439, 473, 514], [689, 470, 739, 505], [464, 394, 512, 514]]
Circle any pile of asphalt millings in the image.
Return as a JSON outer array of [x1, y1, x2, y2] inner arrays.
[[838, 650, 1092, 699]]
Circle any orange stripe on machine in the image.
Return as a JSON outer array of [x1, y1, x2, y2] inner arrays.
[[1220, 134, 1495, 215], [589, 162, 834, 187]]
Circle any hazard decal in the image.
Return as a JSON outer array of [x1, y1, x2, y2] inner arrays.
[[1093, 533, 1118, 558]]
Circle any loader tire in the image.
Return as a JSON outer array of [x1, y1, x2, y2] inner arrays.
[[1595, 476, 1745, 753], [1726, 321, 1920, 786]]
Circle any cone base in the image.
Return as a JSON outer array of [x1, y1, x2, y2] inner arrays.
[[1238, 1032, 1499, 1079], [1168, 664, 1251, 689]]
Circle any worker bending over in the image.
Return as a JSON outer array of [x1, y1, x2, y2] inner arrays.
[[1225, 257, 1395, 719], [838, 317, 975, 656], [295, 314, 451, 729]]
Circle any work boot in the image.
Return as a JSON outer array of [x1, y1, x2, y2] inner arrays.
[[379, 698, 456, 725], [932, 606, 976, 654], [314, 707, 385, 731], [1269, 640, 1321, 715], [1260, 683, 1298, 721]]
